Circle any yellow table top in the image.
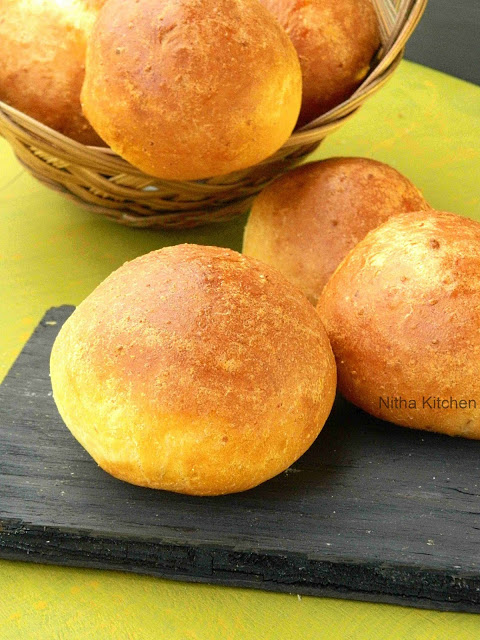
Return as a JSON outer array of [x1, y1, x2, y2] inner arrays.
[[1, 60, 480, 639]]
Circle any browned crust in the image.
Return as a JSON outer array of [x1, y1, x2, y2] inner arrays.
[[81, 0, 302, 179], [0, 0, 106, 145], [259, 0, 380, 125], [317, 210, 480, 439], [51, 244, 336, 495], [243, 157, 430, 304]]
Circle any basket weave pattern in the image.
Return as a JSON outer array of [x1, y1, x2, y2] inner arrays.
[[0, 0, 427, 229]]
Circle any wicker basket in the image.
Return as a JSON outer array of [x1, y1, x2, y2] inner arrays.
[[0, 0, 427, 229]]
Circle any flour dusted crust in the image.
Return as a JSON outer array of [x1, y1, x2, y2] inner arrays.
[[0, 0, 105, 144], [243, 157, 430, 304], [317, 210, 480, 438], [51, 244, 336, 495], [81, 0, 302, 179]]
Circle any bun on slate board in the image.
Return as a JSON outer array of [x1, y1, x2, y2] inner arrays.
[[0, 0, 106, 145], [243, 157, 430, 304], [258, 0, 380, 126], [317, 210, 480, 439], [81, 0, 303, 180], [50, 244, 336, 495]]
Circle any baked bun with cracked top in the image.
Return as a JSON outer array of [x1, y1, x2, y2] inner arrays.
[[317, 210, 480, 439], [50, 244, 336, 495]]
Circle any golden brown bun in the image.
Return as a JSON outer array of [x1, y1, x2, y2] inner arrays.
[[50, 244, 336, 495], [81, 0, 302, 180], [0, 0, 105, 145], [317, 210, 480, 439], [259, 0, 380, 126], [243, 157, 430, 305]]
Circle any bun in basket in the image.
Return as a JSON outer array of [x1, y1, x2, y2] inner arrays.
[[317, 210, 480, 439], [50, 244, 336, 495], [0, 0, 105, 145], [258, 0, 380, 126], [81, 0, 302, 180]]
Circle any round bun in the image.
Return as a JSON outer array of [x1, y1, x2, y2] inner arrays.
[[81, 0, 302, 180], [0, 0, 105, 145], [317, 210, 480, 439], [50, 244, 336, 495], [258, 0, 380, 126], [243, 157, 430, 305]]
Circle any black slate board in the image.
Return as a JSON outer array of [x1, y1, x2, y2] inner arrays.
[[1, 307, 480, 612]]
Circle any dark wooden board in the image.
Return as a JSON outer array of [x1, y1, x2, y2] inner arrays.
[[1, 307, 480, 612]]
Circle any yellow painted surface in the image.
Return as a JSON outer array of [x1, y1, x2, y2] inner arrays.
[[0, 60, 480, 638]]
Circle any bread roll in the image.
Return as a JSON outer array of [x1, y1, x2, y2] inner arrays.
[[243, 157, 430, 305], [258, 0, 380, 126], [50, 244, 336, 495], [0, 0, 105, 145], [81, 0, 302, 180], [317, 210, 480, 439]]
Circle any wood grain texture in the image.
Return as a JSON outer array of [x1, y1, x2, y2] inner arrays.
[[1, 307, 480, 612]]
